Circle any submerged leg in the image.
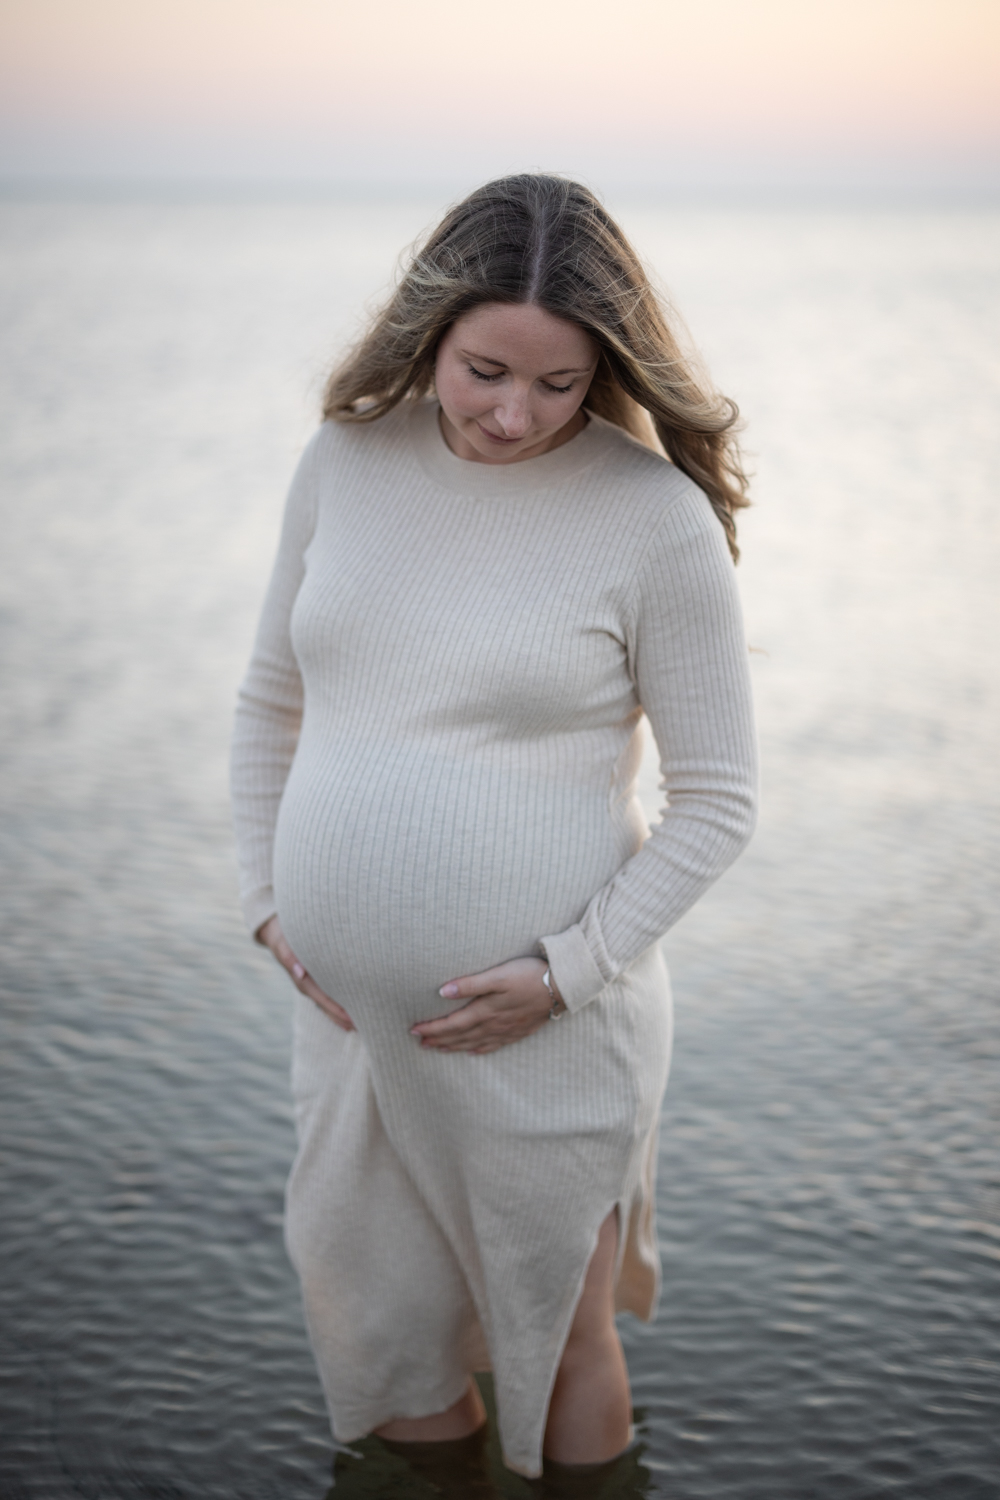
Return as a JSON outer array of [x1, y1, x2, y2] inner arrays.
[[373, 1379, 486, 1442], [543, 1208, 631, 1465]]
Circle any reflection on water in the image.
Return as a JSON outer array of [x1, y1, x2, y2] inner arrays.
[[0, 195, 998, 1498]]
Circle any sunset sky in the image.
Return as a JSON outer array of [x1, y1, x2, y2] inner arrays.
[[1, 0, 998, 193]]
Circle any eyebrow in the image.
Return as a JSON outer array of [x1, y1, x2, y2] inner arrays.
[[461, 348, 593, 376]]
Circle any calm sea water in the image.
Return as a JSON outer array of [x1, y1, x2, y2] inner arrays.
[[1, 195, 998, 1499]]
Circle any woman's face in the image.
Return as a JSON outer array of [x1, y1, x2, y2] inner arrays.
[[435, 302, 599, 464]]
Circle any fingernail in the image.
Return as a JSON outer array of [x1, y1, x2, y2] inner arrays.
[[292, 963, 305, 980], [439, 983, 458, 998], [409, 1027, 421, 1036]]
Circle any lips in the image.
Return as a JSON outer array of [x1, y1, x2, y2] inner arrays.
[[476, 422, 523, 445]]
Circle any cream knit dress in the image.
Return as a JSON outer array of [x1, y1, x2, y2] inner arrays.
[[230, 399, 757, 1478]]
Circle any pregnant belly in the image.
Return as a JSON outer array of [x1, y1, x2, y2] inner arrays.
[[272, 736, 637, 1020]]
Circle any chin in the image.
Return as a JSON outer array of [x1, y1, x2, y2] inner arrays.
[[480, 443, 529, 462]]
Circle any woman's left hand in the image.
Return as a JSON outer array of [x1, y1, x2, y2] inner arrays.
[[411, 957, 564, 1054]]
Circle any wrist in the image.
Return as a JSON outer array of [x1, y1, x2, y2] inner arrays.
[[540, 965, 567, 1020]]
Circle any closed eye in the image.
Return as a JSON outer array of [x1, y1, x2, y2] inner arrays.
[[468, 364, 575, 395]]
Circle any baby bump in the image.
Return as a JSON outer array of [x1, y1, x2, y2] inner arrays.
[[272, 736, 639, 1023]]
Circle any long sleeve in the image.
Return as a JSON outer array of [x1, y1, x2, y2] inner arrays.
[[229, 436, 321, 936], [540, 491, 758, 1011]]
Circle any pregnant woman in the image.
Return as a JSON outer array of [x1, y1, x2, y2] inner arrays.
[[230, 173, 757, 1484]]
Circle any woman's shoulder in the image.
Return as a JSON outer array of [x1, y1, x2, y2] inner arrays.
[[305, 400, 413, 469], [585, 414, 720, 541]]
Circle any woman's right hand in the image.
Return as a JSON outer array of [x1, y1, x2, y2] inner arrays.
[[257, 916, 356, 1033]]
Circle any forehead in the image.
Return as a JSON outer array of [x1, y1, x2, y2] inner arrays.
[[448, 302, 596, 369]]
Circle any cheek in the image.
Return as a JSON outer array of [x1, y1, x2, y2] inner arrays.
[[553, 391, 585, 418], [540, 393, 584, 430], [436, 362, 483, 418]]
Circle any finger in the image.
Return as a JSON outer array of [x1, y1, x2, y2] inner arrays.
[[419, 1015, 538, 1051], [411, 999, 494, 1040], [424, 1007, 551, 1052], [415, 1010, 497, 1048], [278, 945, 310, 989], [307, 989, 356, 1032], [299, 974, 356, 1032], [311, 998, 355, 1032], [436, 968, 509, 1002], [420, 1028, 492, 1050], [414, 1003, 547, 1048], [258, 925, 355, 1031], [270, 933, 302, 978]]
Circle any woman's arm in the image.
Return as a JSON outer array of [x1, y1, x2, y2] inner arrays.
[[539, 487, 758, 1010], [229, 435, 320, 937], [231, 433, 353, 1031], [413, 483, 757, 1051]]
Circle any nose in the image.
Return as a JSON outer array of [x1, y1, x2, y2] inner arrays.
[[492, 390, 532, 438]]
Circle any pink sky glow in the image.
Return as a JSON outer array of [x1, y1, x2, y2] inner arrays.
[[1, 0, 997, 191]]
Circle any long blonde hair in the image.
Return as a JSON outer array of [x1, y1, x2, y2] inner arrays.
[[324, 174, 749, 559]]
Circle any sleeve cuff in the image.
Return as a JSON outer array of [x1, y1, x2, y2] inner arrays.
[[538, 924, 609, 1013], [242, 887, 278, 942]]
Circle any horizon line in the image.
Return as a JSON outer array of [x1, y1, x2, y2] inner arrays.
[[2, 174, 999, 210]]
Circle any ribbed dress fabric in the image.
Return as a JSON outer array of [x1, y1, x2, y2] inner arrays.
[[229, 398, 757, 1477]]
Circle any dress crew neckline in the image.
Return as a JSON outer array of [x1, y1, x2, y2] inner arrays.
[[407, 398, 610, 496]]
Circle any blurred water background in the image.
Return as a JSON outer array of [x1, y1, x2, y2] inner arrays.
[[0, 194, 998, 1499]]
